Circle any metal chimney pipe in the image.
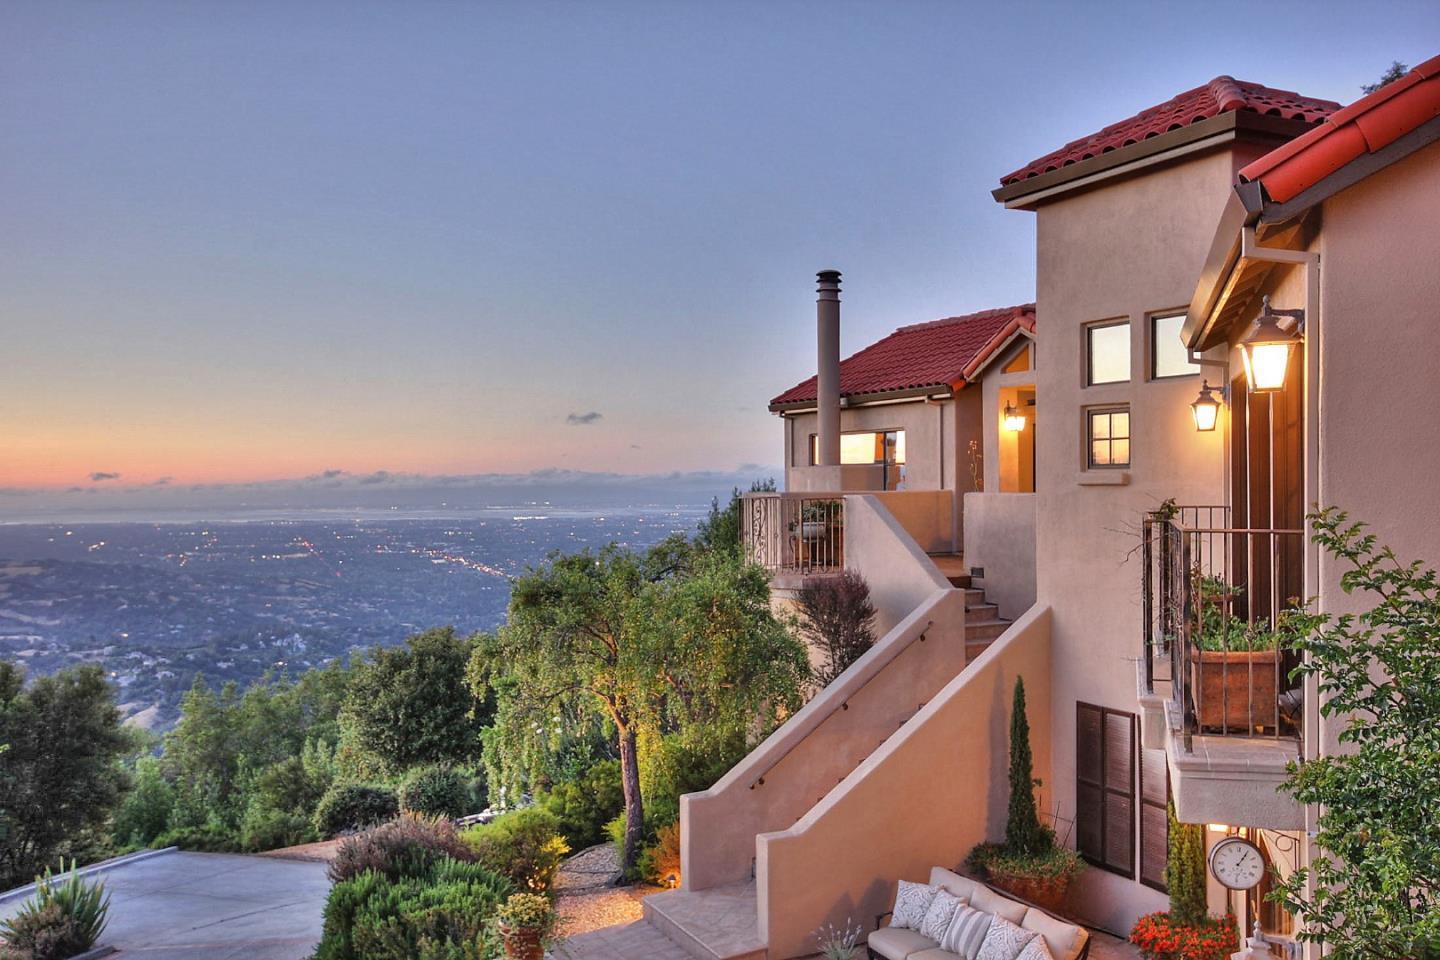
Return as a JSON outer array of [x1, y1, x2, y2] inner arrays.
[[816, 269, 842, 467]]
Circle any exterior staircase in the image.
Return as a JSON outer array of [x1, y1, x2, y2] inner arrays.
[[930, 554, 1011, 662]]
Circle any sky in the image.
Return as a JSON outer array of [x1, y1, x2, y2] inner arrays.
[[2, 0, 1436, 513]]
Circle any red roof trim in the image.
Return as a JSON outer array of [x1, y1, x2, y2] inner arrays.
[[769, 304, 1036, 409], [1000, 76, 1339, 186], [1239, 55, 1440, 204]]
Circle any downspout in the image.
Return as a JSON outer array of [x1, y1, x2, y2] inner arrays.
[[1238, 225, 1322, 953]]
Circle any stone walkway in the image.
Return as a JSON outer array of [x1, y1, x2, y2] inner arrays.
[[555, 919, 694, 960]]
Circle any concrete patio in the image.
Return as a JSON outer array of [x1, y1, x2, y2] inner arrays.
[[0, 849, 330, 960]]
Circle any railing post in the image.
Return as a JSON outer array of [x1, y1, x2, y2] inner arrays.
[[1141, 515, 1154, 694]]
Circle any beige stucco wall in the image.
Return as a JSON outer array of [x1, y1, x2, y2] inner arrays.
[[963, 492, 1037, 619], [844, 495, 952, 636], [1028, 147, 1271, 932], [756, 605, 1052, 959], [783, 400, 954, 490]]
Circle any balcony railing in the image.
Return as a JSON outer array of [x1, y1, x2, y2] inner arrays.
[[741, 493, 844, 574], [1142, 505, 1304, 747]]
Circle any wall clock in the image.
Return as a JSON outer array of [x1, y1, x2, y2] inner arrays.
[[1208, 835, 1265, 890]]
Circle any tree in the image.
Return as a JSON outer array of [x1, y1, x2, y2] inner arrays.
[[1362, 61, 1409, 94], [1003, 676, 1048, 857], [340, 628, 489, 774], [694, 479, 775, 558], [1273, 508, 1440, 958], [796, 570, 877, 688], [0, 662, 130, 888], [1165, 799, 1208, 926]]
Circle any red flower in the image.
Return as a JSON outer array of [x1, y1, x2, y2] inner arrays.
[[1129, 913, 1239, 960]]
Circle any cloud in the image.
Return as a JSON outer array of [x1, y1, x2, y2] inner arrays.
[[89, 471, 122, 482], [566, 411, 604, 426], [150, 477, 173, 487], [307, 469, 346, 481], [357, 470, 392, 485]]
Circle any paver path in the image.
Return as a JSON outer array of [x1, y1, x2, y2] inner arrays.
[[0, 850, 330, 960], [554, 919, 694, 960]]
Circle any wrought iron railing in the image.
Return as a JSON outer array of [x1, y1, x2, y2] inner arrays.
[[741, 493, 844, 574], [1142, 505, 1304, 747]]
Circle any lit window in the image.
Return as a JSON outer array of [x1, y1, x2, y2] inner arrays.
[[809, 430, 906, 466], [1003, 346, 1031, 374], [1152, 313, 1199, 379], [1088, 407, 1131, 468], [1087, 321, 1130, 385]]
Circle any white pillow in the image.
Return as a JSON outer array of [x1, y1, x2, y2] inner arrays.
[[939, 903, 993, 959], [890, 880, 938, 931], [920, 889, 964, 941], [976, 915, 1039, 960], [1017, 936, 1057, 960]]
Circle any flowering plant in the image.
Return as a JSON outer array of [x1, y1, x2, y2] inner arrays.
[[1129, 912, 1238, 960]]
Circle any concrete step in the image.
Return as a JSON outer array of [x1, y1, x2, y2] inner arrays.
[[962, 587, 987, 607], [966, 618, 1011, 640], [965, 602, 1000, 624], [642, 883, 766, 960], [947, 574, 973, 589]]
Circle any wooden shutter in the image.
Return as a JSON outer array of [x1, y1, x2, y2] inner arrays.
[[1075, 702, 1136, 878], [1139, 747, 1169, 891]]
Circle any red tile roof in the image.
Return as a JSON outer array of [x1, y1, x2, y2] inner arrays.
[[1239, 55, 1440, 204], [769, 304, 1036, 409], [1000, 77, 1341, 186]]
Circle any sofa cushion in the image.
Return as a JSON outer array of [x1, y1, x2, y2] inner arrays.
[[909, 951, 960, 960], [1019, 908, 1087, 960], [975, 916, 1038, 960], [891, 880, 940, 931], [970, 885, 1028, 925], [920, 889, 965, 942], [868, 926, 939, 960], [1016, 937, 1056, 960], [938, 904, 992, 959], [928, 866, 982, 902]]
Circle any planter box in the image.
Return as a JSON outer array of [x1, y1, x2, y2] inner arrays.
[[1189, 649, 1280, 732]]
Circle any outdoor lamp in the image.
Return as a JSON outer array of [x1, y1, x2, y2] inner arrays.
[[1003, 402, 1027, 432], [1190, 380, 1222, 432], [1239, 295, 1302, 393]]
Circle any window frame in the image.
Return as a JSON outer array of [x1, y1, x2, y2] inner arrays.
[[807, 429, 906, 467], [1075, 702, 1137, 879], [1085, 319, 1131, 386], [1149, 311, 1200, 381], [1086, 405, 1131, 470]]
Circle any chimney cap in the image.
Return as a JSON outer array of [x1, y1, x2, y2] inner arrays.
[[816, 269, 842, 287]]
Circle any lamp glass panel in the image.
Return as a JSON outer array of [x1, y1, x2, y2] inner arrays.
[[1192, 400, 1219, 431], [1247, 342, 1292, 392]]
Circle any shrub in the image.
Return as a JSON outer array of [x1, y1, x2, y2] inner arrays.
[[314, 784, 399, 838], [399, 766, 470, 819], [316, 859, 511, 960], [112, 756, 174, 848], [152, 822, 241, 852], [635, 822, 681, 887], [1130, 912, 1238, 960], [540, 759, 624, 850], [328, 815, 477, 885], [461, 808, 569, 893], [240, 800, 314, 852], [252, 754, 328, 816], [796, 569, 876, 688], [0, 862, 110, 960]]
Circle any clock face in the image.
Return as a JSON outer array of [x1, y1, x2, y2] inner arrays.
[[1209, 837, 1266, 890]]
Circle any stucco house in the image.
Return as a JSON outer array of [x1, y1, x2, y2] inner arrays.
[[642, 56, 1440, 960]]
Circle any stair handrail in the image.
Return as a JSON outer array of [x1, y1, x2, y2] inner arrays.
[[748, 617, 935, 790]]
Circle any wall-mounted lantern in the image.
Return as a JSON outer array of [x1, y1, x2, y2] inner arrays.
[[1240, 295, 1303, 394], [1190, 380, 1223, 432], [1003, 402, 1026, 432]]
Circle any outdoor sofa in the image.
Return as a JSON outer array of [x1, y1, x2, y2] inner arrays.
[[867, 866, 1090, 960]]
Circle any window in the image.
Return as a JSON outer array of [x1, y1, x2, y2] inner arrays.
[[1152, 313, 1199, 379], [1086, 320, 1130, 385], [1076, 703, 1136, 878], [1003, 345, 1031, 374], [1139, 747, 1169, 891], [808, 429, 907, 489], [1087, 407, 1130, 469]]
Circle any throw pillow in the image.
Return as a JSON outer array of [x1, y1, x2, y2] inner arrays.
[[976, 915, 1039, 960], [1016, 936, 1057, 960], [890, 880, 938, 931], [938, 903, 993, 959], [919, 889, 964, 941]]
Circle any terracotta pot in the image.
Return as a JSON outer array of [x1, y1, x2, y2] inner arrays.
[[1188, 649, 1280, 732], [987, 871, 1072, 914], [500, 925, 545, 960]]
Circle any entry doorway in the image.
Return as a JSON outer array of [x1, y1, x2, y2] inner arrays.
[[999, 387, 1036, 493]]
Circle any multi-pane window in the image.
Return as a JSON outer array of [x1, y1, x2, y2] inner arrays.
[[1076, 703, 1136, 878], [1152, 313, 1200, 379], [1087, 407, 1131, 468], [1086, 320, 1130, 385]]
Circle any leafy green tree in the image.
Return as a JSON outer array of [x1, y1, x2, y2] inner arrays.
[[1362, 60, 1409, 94], [1165, 799, 1208, 925], [1273, 509, 1440, 958], [112, 756, 175, 848], [1003, 676, 1048, 857], [0, 663, 130, 888], [694, 479, 775, 557], [341, 628, 489, 775]]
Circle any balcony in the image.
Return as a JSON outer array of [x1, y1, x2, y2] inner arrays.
[[741, 492, 845, 576], [1139, 505, 1305, 828]]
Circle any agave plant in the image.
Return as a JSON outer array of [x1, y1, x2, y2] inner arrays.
[[1, 860, 110, 959], [814, 917, 862, 960]]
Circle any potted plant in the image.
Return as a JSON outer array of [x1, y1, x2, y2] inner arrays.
[[1187, 578, 1287, 731], [494, 892, 557, 960], [965, 677, 1084, 912], [799, 500, 841, 541]]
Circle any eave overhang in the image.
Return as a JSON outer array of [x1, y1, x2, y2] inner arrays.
[[768, 383, 956, 414]]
